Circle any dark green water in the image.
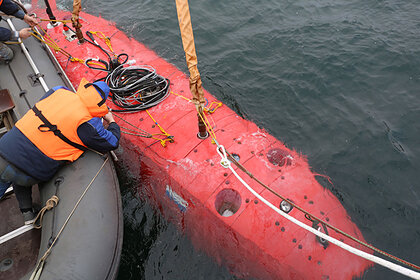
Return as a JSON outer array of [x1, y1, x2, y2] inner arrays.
[[59, 1, 420, 279]]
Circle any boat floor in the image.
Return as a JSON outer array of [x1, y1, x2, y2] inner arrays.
[[0, 190, 41, 279]]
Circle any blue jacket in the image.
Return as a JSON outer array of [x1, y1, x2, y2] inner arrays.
[[0, 0, 25, 41], [0, 86, 121, 181]]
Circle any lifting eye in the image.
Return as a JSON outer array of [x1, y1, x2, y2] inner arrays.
[[230, 153, 240, 162], [279, 200, 293, 213], [313, 222, 329, 249]]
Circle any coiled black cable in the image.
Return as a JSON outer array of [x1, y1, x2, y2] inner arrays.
[[106, 64, 170, 112], [81, 30, 170, 111]]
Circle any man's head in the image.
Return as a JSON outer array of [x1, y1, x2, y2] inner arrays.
[[76, 78, 110, 117], [87, 81, 110, 107]]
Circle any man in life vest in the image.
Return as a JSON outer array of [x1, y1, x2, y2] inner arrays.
[[0, 0, 37, 62], [0, 78, 121, 224]]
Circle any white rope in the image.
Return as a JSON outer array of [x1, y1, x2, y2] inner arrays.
[[216, 145, 420, 280]]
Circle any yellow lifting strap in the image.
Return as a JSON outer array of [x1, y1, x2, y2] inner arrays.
[[175, 0, 205, 109], [31, 26, 85, 64]]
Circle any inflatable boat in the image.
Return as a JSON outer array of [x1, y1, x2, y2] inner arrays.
[[0, 10, 122, 280], [26, 0, 420, 279]]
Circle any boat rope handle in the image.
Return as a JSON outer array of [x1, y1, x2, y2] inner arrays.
[[216, 145, 420, 279], [32, 195, 59, 229], [29, 156, 109, 280]]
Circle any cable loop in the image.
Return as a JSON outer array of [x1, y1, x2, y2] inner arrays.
[[217, 145, 230, 168]]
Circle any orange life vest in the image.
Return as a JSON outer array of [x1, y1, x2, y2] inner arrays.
[[0, 0, 3, 6], [15, 78, 109, 162]]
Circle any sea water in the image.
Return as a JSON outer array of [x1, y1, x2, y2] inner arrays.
[[57, 1, 420, 279]]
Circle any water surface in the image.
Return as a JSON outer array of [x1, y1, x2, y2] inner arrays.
[[57, 1, 420, 279]]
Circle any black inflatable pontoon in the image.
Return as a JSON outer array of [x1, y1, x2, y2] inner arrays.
[[0, 13, 123, 280]]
